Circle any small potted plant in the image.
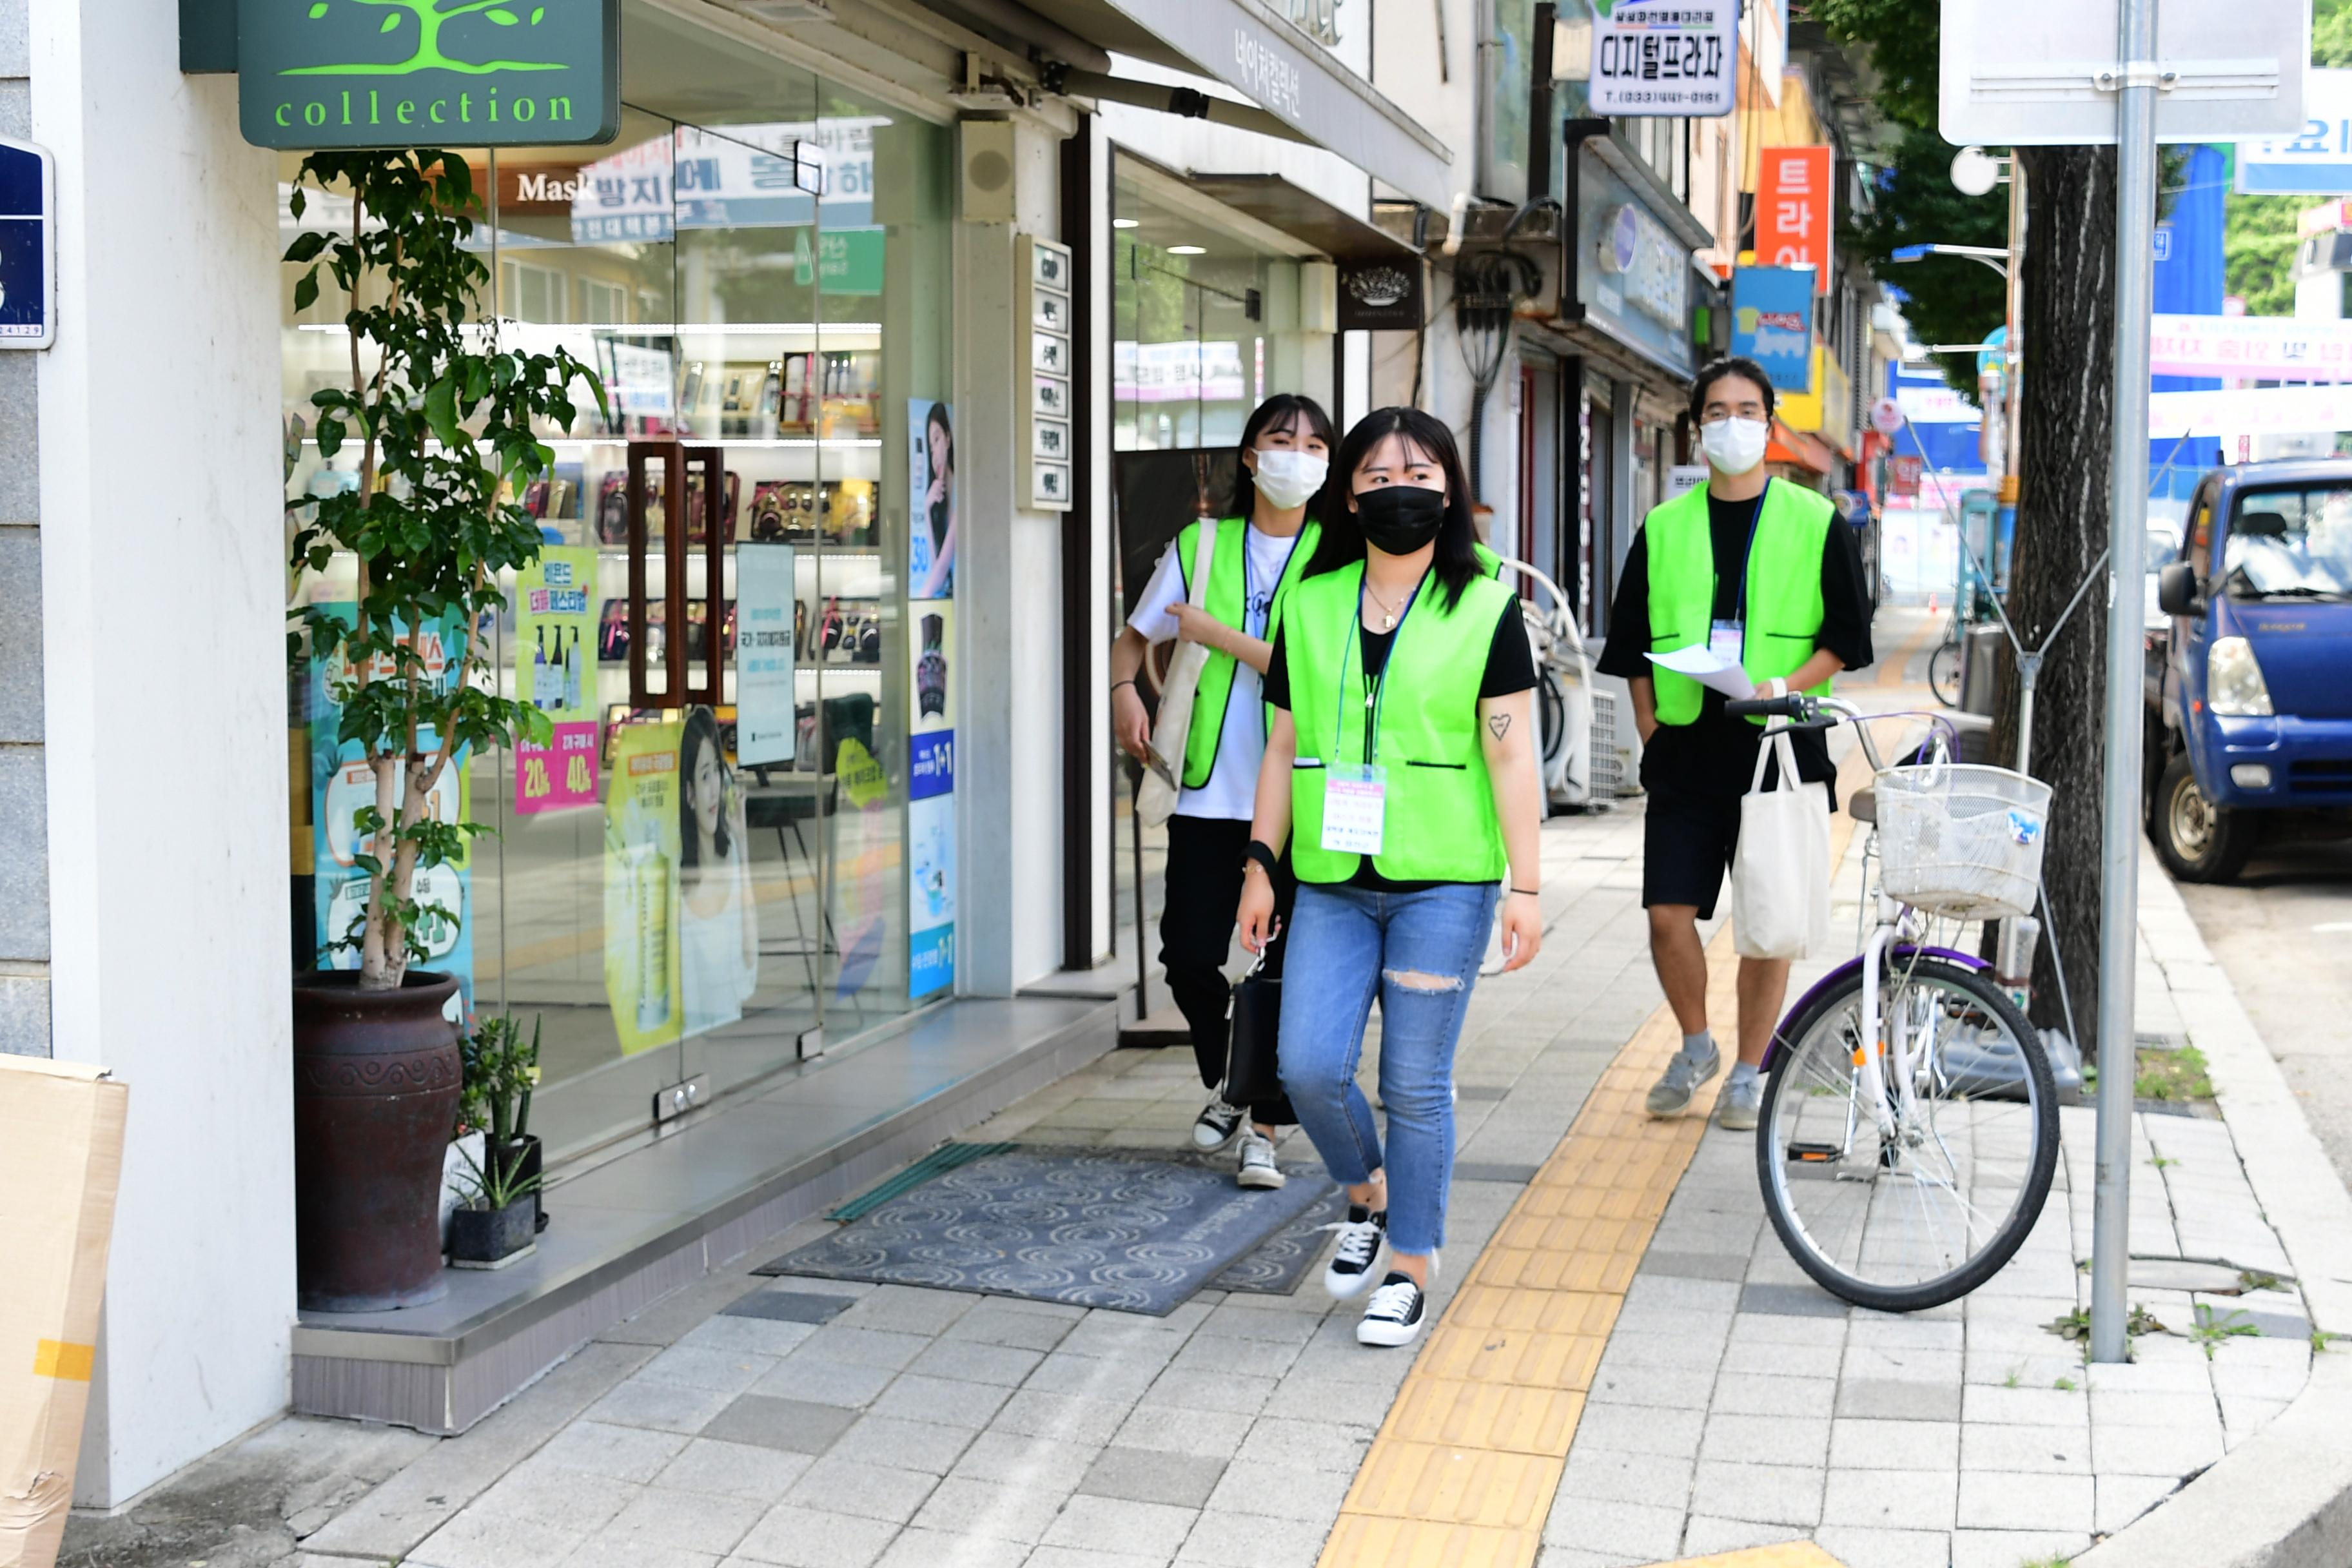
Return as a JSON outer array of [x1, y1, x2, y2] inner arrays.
[[447, 1136, 544, 1269], [458, 1014, 545, 1235]]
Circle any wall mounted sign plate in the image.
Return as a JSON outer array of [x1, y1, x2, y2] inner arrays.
[[0, 137, 54, 350], [238, 0, 620, 149]]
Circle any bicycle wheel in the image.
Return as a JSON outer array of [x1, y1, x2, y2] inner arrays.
[[1756, 956, 2059, 1312], [1928, 639, 1963, 707]]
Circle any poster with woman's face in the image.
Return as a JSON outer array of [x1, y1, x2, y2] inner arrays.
[[908, 399, 955, 600]]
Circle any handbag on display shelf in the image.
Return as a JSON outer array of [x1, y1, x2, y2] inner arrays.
[[1222, 947, 1284, 1107], [1136, 521, 1222, 828]]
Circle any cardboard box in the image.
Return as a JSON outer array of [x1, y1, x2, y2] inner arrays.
[[0, 1056, 127, 1568]]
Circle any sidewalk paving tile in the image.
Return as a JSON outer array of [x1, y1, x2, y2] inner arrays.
[[263, 778, 2329, 1568]]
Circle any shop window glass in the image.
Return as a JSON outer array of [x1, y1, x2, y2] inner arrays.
[[280, 27, 956, 1161]]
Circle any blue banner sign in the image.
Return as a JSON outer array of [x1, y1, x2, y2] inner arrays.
[[1730, 266, 1814, 394]]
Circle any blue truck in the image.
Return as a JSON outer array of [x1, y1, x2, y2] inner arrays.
[[2146, 459, 2352, 881]]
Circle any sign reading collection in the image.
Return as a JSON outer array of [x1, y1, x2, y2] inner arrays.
[[237, 0, 619, 150]]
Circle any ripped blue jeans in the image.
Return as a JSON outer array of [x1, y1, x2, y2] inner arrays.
[[1275, 881, 1496, 1257]]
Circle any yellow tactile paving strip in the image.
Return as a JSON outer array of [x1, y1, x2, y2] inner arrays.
[[1322, 754, 1877, 1568]]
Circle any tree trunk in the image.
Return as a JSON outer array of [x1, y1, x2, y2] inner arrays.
[[1992, 144, 2118, 1055]]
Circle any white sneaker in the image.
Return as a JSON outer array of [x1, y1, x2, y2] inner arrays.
[[1357, 1270, 1430, 1347], [1192, 1095, 1246, 1150], [1323, 1207, 1387, 1298], [1237, 1130, 1286, 1190]]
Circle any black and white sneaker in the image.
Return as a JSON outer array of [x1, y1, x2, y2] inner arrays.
[[1357, 1271, 1429, 1347], [1323, 1206, 1388, 1298], [1191, 1095, 1246, 1151]]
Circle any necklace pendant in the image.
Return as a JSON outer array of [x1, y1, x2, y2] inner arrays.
[[1380, 612, 1396, 631]]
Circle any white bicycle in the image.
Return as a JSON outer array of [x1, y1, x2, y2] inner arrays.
[[1727, 692, 2062, 1313]]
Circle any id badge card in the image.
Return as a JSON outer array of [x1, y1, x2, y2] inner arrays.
[[1320, 763, 1387, 856], [1709, 618, 1744, 665]]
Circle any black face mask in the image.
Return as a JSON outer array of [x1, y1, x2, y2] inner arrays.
[[1354, 485, 1447, 555]]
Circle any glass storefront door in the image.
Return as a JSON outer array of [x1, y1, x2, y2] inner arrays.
[[281, 11, 956, 1162]]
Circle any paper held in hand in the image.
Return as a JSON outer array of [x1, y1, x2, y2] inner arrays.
[[1646, 645, 1758, 700]]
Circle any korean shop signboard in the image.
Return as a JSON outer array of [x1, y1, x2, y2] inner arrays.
[[1589, 0, 1735, 118], [237, 0, 618, 149], [1755, 145, 1832, 297]]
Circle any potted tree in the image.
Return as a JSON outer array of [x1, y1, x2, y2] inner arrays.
[[286, 148, 602, 1312]]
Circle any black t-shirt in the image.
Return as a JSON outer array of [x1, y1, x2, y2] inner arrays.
[[1596, 483, 1874, 801], [1265, 589, 1538, 890]]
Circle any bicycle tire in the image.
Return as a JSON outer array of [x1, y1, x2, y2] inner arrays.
[[1927, 640, 1963, 708], [1756, 957, 2059, 1313]]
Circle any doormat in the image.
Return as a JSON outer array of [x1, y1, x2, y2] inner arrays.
[[826, 1142, 1017, 1222], [756, 1145, 1337, 1315], [1211, 1182, 1345, 1296]]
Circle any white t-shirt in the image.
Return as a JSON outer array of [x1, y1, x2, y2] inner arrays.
[[1130, 522, 1308, 821]]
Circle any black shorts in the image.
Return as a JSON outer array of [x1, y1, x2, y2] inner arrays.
[[1641, 776, 1837, 920], [1641, 787, 1743, 920]]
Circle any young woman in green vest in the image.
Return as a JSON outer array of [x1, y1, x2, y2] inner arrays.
[[1594, 357, 1874, 1130], [1111, 394, 1336, 1190], [1238, 407, 1545, 1348]]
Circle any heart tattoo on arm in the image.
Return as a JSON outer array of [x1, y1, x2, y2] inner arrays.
[[1487, 713, 1512, 740]]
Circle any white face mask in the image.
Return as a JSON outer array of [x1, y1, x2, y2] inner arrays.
[[1700, 416, 1769, 476], [1251, 447, 1329, 510]]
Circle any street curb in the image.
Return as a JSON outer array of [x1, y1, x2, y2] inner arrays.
[[2075, 858, 2352, 1568]]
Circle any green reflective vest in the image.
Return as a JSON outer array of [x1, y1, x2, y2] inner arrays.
[[1475, 541, 1506, 578], [1645, 478, 1833, 727], [1284, 564, 1515, 884], [1172, 516, 1319, 790]]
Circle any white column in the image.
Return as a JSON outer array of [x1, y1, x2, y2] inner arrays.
[[34, 1, 295, 1503], [956, 115, 1068, 995]]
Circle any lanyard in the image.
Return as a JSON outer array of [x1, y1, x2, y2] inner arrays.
[[1723, 480, 1770, 627], [1335, 567, 1425, 767]]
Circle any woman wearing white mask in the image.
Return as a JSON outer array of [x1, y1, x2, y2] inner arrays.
[[1112, 395, 1335, 1188], [1596, 358, 1874, 1131]]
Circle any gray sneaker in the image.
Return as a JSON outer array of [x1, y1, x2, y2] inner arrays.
[[1717, 1073, 1763, 1131], [1645, 1041, 1722, 1117]]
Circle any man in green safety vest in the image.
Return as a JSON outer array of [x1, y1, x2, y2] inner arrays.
[[1596, 358, 1874, 1130]]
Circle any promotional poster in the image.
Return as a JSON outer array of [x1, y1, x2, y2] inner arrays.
[[675, 705, 759, 1038], [736, 543, 798, 768], [603, 714, 683, 1056], [513, 545, 601, 814], [308, 603, 474, 1010], [908, 398, 956, 600]]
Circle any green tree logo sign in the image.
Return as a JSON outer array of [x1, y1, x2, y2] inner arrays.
[[238, 0, 619, 149], [286, 0, 562, 77]]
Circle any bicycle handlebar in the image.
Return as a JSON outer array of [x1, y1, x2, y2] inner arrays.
[[1722, 695, 1811, 719]]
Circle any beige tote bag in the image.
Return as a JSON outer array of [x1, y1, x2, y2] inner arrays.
[[1732, 727, 1832, 959], [1137, 523, 1222, 828]]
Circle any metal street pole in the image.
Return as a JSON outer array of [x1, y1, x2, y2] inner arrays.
[[2006, 161, 2027, 486], [2090, 0, 2159, 1366]]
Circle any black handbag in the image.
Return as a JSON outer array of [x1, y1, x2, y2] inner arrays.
[[1224, 953, 1284, 1106]]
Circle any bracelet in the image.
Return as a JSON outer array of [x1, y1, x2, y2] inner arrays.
[[1509, 886, 1540, 897], [1112, 679, 1136, 692], [1243, 839, 1281, 879]]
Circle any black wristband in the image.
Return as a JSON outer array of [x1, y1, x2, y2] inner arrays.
[[1509, 886, 1540, 896], [1243, 839, 1280, 879], [1112, 679, 1136, 692]]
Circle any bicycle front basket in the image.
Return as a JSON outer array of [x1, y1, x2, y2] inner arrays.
[[1874, 763, 2052, 923]]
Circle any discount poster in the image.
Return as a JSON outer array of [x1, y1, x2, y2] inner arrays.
[[514, 546, 600, 814], [603, 716, 683, 1056], [307, 603, 473, 1009], [908, 602, 955, 999]]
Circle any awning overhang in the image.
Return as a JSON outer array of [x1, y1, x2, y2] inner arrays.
[[1183, 173, 1418, 262], [1018, 0, 1453, 211]]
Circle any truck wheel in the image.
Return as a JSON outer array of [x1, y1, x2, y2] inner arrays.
[[2152, 750, 2255, 883]]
